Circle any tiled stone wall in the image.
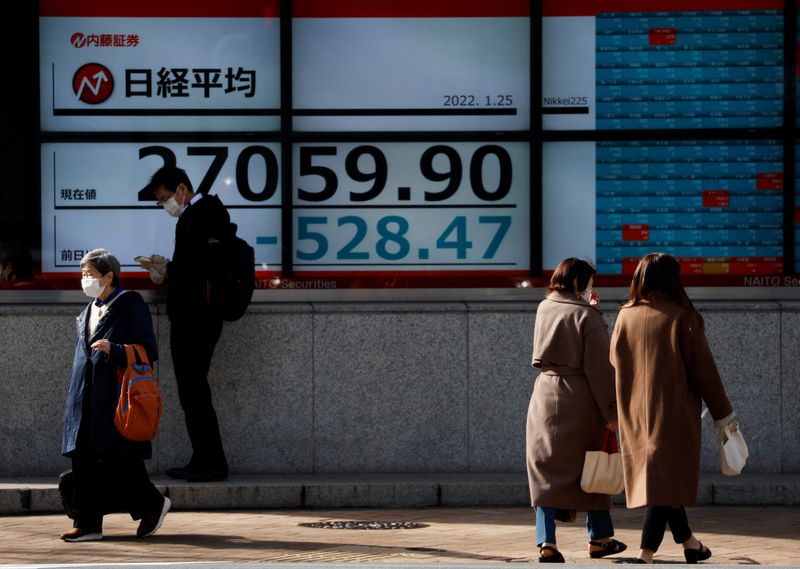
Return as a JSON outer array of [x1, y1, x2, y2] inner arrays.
[[0, 300, 795, 477]]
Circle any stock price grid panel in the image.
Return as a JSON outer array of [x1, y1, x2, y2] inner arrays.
[[796, 142, 800, 272], [789, 11, 800, 274], [596, 140, 783, 276], [542, 1, 784, 130], [596, 8, 783, 129]]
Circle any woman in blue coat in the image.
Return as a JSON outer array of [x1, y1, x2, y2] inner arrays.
[[60, 249, 170, 542]]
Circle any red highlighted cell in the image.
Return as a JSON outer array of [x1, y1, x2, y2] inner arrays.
[[729, 257, 783, 275], [622, 258, 639, 275], [679, 257, 705, 275], [649, 27, 676, 45], [702, 190, 730, 207], [795, 206, 800, 224], [756, 173, 783, 190], [622, 224, 649, 241]]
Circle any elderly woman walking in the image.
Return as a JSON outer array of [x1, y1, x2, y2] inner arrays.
[[60, 249, 169, 541], [526, 258, 627, 563]]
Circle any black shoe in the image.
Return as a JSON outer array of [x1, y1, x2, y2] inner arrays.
[[684, 543, 711, 564], [538, 546, 565, 563], [137, 495, 171, 538], [165, 465, 190, 480], [590, 538, 628, 558], [614, 558, 648, 564]]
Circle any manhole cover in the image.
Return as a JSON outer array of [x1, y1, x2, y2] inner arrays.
[[299, 520, 429, 530]]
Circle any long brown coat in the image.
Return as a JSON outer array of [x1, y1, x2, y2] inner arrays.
[[610, 296, 733, 508], [526, 292, 618, 511]]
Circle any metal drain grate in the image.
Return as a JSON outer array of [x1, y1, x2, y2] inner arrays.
[[299, 520, 429, 530]]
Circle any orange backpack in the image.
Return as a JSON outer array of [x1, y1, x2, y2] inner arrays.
[[115, 344, 162, 441]]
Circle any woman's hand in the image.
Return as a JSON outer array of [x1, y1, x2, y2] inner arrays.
[[90, 339, 111, 354], [606, 419, 618, 432]]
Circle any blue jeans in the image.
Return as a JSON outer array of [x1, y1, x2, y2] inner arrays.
[[536, 507, 614, 546]]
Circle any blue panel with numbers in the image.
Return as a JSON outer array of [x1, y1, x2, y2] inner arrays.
[[595, 140, 783, 275], [596, 10, 783, 130]]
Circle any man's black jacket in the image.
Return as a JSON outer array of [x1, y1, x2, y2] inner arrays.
[[166, 194, 230, 321]]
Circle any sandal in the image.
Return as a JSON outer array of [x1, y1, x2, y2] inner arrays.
[[589, 538, 628, 558], [539, 545, 565, 563], [684, 542, 711, 564]]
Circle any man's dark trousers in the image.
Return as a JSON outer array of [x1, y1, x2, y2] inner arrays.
[[170, 310, 227, 473]]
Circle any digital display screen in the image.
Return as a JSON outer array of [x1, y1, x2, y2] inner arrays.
[[292, 0, 530, 131], [39, 0, 281, 132], [292, 142, 530, 273], [795, 11, 800, 275], [796, 142, 800, 273], [40, 140, 529, 280], [543, 1, 784, 130], [24, 1, 795, 292], [41, 142, 282, 275], [544, 139, 783, 276]]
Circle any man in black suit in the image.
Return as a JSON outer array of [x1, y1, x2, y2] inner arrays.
[[139, 166, 229, 482]]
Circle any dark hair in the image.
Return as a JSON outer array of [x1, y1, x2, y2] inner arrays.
[[625, 252, 701, 323], [0, 241, 34, 279], [547, 257, 596, 295], [80, 248, 121, 287], [144, 165, 194, 197]]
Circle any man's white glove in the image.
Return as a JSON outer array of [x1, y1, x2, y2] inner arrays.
[[146, 254, 169, 284]]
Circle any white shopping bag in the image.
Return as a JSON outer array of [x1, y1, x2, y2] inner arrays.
[[719, 421, 748, 476]]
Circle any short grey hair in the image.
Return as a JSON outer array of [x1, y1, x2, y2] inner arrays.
[[80, 248, 121, 287]]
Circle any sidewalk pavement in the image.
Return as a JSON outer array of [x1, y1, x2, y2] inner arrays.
[[1, 505, 798, 566]]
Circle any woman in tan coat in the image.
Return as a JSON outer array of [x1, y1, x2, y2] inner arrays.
[[527, 258, 627, 563], [610, 253, 736, 564]]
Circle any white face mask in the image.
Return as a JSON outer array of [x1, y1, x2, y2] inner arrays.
[[81, 277, 106, 298], [163, 196, 185, 218]]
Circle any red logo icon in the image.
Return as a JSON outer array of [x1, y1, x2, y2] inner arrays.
[[71, 33, 87, 48], [72, 63, 114, 104]]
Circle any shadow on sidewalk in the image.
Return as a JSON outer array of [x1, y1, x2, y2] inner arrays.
[[98, 533, 519, 562]]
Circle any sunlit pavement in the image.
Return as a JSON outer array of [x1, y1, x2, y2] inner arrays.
[[0, 506, 798, 566]]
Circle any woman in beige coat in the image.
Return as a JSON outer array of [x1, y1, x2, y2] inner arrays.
[[610, 253, 736, 564], [527, 258, 627, 563]]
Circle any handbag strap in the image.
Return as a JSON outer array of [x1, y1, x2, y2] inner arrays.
[[721, 421, 740, 442], [129, 344, 146, 366], [118, 344, 148, 383], [600, 428, 619, 453]]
